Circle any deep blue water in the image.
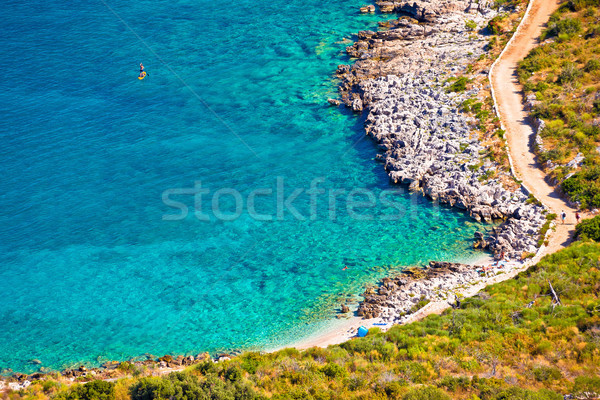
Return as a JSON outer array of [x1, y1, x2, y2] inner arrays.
[[0, 0, 488, 373]]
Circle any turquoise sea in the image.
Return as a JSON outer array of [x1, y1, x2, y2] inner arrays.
[[0, 0, 489, 373]]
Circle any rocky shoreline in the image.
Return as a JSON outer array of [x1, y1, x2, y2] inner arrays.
[[330, 0, 554, 325], [333, 0, 546, 259], [356, 259, 518, 324], [0, 352, 238, 391]]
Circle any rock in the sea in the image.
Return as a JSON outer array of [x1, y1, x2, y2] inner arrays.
[[359, 4, 376, 13], [158, 355, 173, 363], [378, 2, 395, 12]]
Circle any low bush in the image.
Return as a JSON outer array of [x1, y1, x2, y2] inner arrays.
[[562, 168, 600, 209], [465, 19, 478, 31], [575, 215, 600, 241], [533, 366, 562, 382], [584, 59, 600, 72], [543, 17, 582, 39], [487, 15, 506, 34], [56, 381, 115, 400], [402, 386, 451, 400], [320, 363, 347, 379], [573, 376, 600, 396], [446, 77, 471, 93], [129, 377, 175, 400], [557, 62, 582, 84]]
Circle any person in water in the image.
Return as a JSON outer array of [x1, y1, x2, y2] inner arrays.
[[138, 63, 147, 79]]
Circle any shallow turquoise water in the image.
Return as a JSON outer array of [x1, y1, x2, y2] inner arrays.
[[0, 0, 488, 373]]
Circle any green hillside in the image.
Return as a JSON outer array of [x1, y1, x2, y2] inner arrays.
[[518, 0, 600, 208]]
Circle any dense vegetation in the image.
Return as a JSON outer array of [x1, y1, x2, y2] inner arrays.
[[5, 241, 600, 400], [576, 214, 600, 240], [517, 0, 600, 208]]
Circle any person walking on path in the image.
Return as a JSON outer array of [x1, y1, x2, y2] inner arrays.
[[575, 211, 581, 225], [561, 210, 567, 224]]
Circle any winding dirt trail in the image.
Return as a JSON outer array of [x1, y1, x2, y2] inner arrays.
[[490, 0, 577, 258]]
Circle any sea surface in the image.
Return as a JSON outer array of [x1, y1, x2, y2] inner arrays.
[[0, 0, 489, 373]]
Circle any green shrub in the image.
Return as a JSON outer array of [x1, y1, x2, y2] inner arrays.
[[195, 361, 218, 375], [568, 0, 600, 11], [584, 59, 600, 72], [402, 386, 451, 400], [384, 380, 408, 397], [131, 372, 262, 400], [437, 376, 471, 392], [573, 376, 600, 396], [320, 363, 347, 379], [544, 18, 582, 39], [563, 168, 600, 208], [492, 387, 562, 399], [532, 366, 562, 381], [167, 372, 206, 399], [575, 215, 600, 241], [446, 77, 471, 93], [240, 352, 263, 374], [57, 381, 115, 400], [465, 20, 478, 31], [586, 24, 600, 38], [224, 365, 243, 382], [537, 213, 556, 247], [130, 377, 176, 400], [487, 15, 505, 35], [41, 380, 64, 394], [557, 62, 582, 84]]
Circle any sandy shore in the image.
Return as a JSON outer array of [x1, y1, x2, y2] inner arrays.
[[288, 253, 502, 351]]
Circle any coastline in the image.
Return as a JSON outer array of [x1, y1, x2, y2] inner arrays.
[[290, 215, 554, 352], [291, 0, 553, 356], [335, 0, 547, 261], [289, 253, 495, 351], [1, 0, 557, 386]]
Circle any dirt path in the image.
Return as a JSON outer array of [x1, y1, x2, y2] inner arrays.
[[490, 0, 577, 257]]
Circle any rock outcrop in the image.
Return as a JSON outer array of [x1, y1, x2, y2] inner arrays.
[[357, 260, 510, 323], [336, 0, 544, 258]]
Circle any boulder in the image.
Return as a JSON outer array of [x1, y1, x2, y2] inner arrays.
[[360, 4, 376, 13]]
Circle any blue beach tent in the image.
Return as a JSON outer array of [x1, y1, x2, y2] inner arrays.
[[357, 326, 368, 337]]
